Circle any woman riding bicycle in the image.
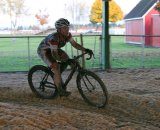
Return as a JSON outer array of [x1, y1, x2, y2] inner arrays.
[[37, 18, 93, 96]]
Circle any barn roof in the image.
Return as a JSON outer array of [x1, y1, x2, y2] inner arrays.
[[124, 0, 157, 19]]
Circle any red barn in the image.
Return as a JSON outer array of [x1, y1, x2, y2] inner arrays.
[[124, 0, 160, 47]]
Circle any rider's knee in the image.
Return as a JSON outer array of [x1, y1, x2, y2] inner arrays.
[[50, 62, 60, 72]]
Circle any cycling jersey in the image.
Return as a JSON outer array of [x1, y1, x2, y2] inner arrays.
[[38, 32, 72, 50], [37, 32, 72, 66]]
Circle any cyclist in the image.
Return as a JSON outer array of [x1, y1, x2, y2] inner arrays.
[[37, 18, 93, 96]]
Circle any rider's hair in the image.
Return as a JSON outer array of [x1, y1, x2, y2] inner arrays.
[[55, 18, 70, 29]]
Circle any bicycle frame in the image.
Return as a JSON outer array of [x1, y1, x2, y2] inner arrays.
[[62, 60, 82, 89], [61, 52, 90, 88], [44, 52, 89, 89]]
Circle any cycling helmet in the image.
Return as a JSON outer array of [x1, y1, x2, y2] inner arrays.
[[55, 18, 70, 29]]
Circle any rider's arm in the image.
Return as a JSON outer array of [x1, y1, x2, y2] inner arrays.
[[68, 33, 93, 57], [69, 37, 86, 51]]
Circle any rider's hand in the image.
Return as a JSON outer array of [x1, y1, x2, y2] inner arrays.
[[85, 48, 93, 56]]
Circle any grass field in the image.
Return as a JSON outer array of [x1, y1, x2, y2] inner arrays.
[[111, 36, 160, 68], [0, 35, 160, 72]]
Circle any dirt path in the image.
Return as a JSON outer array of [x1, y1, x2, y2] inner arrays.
[[0, 69, 160, 130]]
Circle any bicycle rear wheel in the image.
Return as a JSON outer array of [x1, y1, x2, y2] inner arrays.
[[28, 65, 58, 99], [77, 70, 108, 108]]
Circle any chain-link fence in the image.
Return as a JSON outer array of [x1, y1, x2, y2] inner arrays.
[[0, 35, 102, 72], [110, 35, 160, 69], [0, 34, 160, 72]]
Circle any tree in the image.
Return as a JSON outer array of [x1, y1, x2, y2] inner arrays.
[[109, 0, 123, 22], [0, 0, 6, 14], [155, 0, 160, 12], [0, 0, 27, 32], [90, 0, 123, 23], [90, 0, 103, 24], [35, 9, 49, 26], [65, 0, 88, 30]]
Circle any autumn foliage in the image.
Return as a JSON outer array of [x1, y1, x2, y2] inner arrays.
[[90, 0, 103, 24], [90, 0, 123, 23], [109, 0, 123, 22], [155, 0, 160, 12], [35, 10, 49, 26]]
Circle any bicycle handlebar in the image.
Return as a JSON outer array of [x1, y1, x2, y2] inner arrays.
[[74, 52, 94, 60], [59, 52, 94, 64]]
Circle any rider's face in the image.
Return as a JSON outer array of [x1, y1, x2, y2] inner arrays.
[[59, 26, 69, 37]]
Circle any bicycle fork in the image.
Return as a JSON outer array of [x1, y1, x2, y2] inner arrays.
[[80, 71, 95, 92]]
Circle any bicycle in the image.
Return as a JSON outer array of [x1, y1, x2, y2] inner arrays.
[[28, 52, 108, 108]]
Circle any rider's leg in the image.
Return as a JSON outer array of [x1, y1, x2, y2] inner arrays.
[[50, 63, 70, 96], [59, 49, 69, 73], [50, 63, 62, 91], [58, 49, 69, 90], [37, 49, 70, 96], [60, 62, 68, 90], [60, 62, 68, 73]]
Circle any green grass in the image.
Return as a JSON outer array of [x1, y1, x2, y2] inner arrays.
[[110, 36, 160, 68], [0, 35, 102, 72], [0, 35, 160, 72]]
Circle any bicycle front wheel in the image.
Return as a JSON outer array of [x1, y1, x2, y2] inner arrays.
[[28, 65, 58, 99], [77, 70, 108, 108]]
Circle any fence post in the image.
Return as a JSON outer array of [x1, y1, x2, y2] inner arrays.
[[80, 34, 85, 68], [141, 35, 145, 68], [102, 0, 111, 70], [27, 36, 31, 70], [99, 36, 102, 68], [75, 37, 79, 56]]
